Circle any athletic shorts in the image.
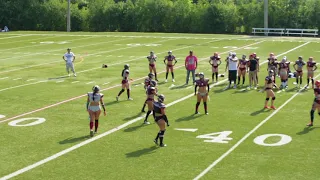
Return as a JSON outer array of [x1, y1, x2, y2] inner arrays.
[[88, 106, 100, 112]]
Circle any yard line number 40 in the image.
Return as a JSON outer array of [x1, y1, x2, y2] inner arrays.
[[196, 131, 292, 147]]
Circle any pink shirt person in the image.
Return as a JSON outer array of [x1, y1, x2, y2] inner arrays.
[[185, 52, 198, 70]]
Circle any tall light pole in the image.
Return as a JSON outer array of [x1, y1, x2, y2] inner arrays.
[[67, 0, 71, 32], [264, 0, 268, 36]]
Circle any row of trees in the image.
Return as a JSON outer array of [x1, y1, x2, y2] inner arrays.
[[0, 0, 319, 34]]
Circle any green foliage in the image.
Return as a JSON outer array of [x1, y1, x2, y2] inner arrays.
[[0, 0, 319, 34]]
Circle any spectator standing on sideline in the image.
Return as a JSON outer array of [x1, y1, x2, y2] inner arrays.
[[185, 50, 198, 85]]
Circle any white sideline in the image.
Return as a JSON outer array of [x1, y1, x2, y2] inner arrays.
[[193, 70, 318, 180], [0, 41, 268, 179], [192, 42, 311, 180], [0, 36, 57, 45], [0, 36, 133, 62], [0, 35, 30, 40]]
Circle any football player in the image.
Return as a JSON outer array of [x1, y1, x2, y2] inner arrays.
[[116, 64, 133, 101], [147, 51, 158, 81], [237, 55, 248, 86], [153, 94, 168, 147], [194, 72, 210, 114], [307, 80, 320, 126], [262, 70, 277, 109], [293, 56, 306, 88], [62, 48, 76, 77], [307, 57, 317, 89], [209, 52, 221, 83], [164, 51, 177, 82]]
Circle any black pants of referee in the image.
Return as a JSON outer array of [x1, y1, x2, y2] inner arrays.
[[228, 70, 237, 85]]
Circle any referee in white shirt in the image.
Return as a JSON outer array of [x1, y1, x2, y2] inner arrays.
[[225, 52, 238, 88], [62, 48, 76, 77]]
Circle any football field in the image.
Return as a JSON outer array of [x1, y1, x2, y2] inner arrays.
[[1, 32, 320, 180]]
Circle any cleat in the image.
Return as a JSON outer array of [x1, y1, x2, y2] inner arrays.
[[68, 74, 71, 77], [195, 112, 200, 114], [270, 106, 276, 110], [233, 85, 237, 89], [205, 112, 209, 115], [160, 143, 167, 147], [167, 123, 170, 127], [307, 123, 313, 127], [165, 79, 168, 83], [254, 86, 257, 90], [128, 97, 133, 100], [94, 131, 98, 134], [154, 139, 158, 145], [144, 121, 150, 125], [90, 130, 94, 137], [116, 96, 119, 101], [155, 79, 159, 82], [141, 110, 146, 113], [73, 73, 77, 77], [172, 79, 175, 82], [264, 106, 269, 109]]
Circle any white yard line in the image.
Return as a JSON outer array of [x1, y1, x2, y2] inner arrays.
[[0, 37, 132, 62], [0, 80, 48, 92], [0, 35, 30, 40], [12, 78, 22, 81], [26, 79, 36, 82], [0, 77, 9, 80], [193, 70, 318, 180], [0, 36, 57, 45], [71, 81, 80, 84]]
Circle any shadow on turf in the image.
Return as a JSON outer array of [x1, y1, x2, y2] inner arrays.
[[48, 75, 69, 80], [104, 100, 125, 106], [296, 127, 320, 135], [123, 112, 144, 121], [175, 113, 204, 122], [123, 123, 145, 132], [170, 84, 188, 90], [250, 108, 271, 116], [59, 135, 90, 144], [126, 146, 158, 158]]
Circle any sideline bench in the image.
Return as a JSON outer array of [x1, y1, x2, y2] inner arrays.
[[285, 28, 318, 37], [252, 28, 285, 36]]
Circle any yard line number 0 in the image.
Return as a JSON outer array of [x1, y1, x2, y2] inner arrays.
[[196, 131, 292, 147], [0, 114, 46, 127]]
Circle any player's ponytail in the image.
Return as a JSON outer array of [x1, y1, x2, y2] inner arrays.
[[121, 69, 125, 77]]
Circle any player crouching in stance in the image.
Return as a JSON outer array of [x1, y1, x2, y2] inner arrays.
[[262, 70, 277, 110], [116, 64, 133, 101], [153, 94, 168, 147], [144, 80, 158, 125], [63, 48, 76, 77], [164, 51, 177, 82], [194, 72, 210, 115], [209, 52, 221, 83], [141, 73, 154, 112], [237, 55, 248, 87], [87, 85, 106, 137], [307, 57, 317, 89], [307, 80, 320, 126], [293, 56, 306, 89]]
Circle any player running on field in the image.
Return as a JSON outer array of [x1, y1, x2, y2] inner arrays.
[[293, 56, 306, 89], [164, 51, 177, 82], [237, 55, 248, 86], [306, 57, 317, 89], [116, 64, 133, 101], [62, 48, 76, 77], [267, 53, 278, 76], [153, 94, 169, 147], [247, 54, 258, 89], [262, 70, 277, 109], [87, 85, 106, 137], [307, 80, 320, 126], [143, 80, 158, 125], [194, 72, 210, 115], [147, 51, 158, 81], [141, 73, 154, 112], [209, 52, 221, 83], [278, 57, 290, 90]]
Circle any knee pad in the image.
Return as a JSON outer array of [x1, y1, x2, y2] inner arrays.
[[196, 102, 200, 106], [311, 110, 315, 114], [203, 102, 207, 106], [266, 98, 270, 101], [160, 130, 165, 137], [121, 89, 125, 93], [318, 112, 320, 116], [272, 97, 275, 100]]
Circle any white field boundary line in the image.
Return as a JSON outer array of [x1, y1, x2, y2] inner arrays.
[[193, 60, 316, 180], [0, 36, 57, 45], [0, 36, 65, 52], [0, 40, 264, 123], [0, 38, 225, 92], [0, 42, 311, 180], [0, 35, 31, 40], [0, 37, 136, 74], [3, 40, 305, 180], [0, 36, 134, 62]]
